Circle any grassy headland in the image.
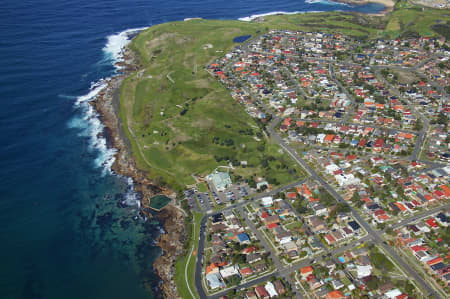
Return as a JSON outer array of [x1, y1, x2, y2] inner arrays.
[[120, 7, 448, 192], [121, 19, 311, 191]]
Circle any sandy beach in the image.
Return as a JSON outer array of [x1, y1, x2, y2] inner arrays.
[[331, 0, 395, 15]]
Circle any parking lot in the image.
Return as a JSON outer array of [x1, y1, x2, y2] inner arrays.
[[208, 182, 251, 206], [184, 187, 215, 212], [183, 188, 200, 212], [196, 191, 213, 212], [184, 182, 253, 213]]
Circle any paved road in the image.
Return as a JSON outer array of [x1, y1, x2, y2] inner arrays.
[[194, 178, 309, 298], [372, 67, 429, 161], [266, 118, 443, 299], [329, 62, 355, 123], [207, 229, 372, 299], [206, 177, 310, 217], [282, 66, 312, 101], [208, 271, 280, 299], [195, 37, 445, 299], [285, 143, 446, 169], [195, 216, 208, 299], [279, 235, 372, 277], [291, 117, 419, 134], [237, 207, 303, 299], [377, 54, 449, 98], [389, 203, 450, 231]]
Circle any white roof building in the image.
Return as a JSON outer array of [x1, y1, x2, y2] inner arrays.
[[206, 273, 224, 289], [316, 133, 326, 143], [356, 265, 372, 279], [335, 173, 361, 187], [261, 196, 273, 207], [207, 172, 232, 191], [279, 236, 293, 245], [325, 163, 340, 175], [220, 264, 240, 279], [265, 281, 278, 298], [385, 288, 402, 298]]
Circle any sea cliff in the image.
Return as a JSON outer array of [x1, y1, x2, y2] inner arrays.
[[92, 46, 185, 298]]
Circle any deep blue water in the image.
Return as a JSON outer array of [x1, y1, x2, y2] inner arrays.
[[234, 35, 252, 43], [0, 0, 384, 298]]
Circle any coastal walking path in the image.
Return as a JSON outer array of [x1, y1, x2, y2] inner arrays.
[[185, 221, 196, 299]]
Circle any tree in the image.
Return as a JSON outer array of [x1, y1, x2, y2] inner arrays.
[[370, 251, 394, 272], [232, 254, 246, 265], [414, 119, 423, 131], [351, 191, 361, 203], [437, 112, 448, 127], [336, 202, 351, 213], [367, 276, 381, 290], [259, 184, 268, 192], [248, 178, 256, 189]]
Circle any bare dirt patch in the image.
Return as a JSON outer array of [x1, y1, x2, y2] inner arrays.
[[188, 78, 211, 89], [390, 68, 420, 84], [192, 117, 214, 129], [145, 32, 179, 52]]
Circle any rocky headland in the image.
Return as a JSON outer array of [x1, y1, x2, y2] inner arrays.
[[91, 46, 185, 299]]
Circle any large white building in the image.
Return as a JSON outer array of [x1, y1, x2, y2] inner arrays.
[[261, 196, 273, 207], [207, 171, 232, 191], [356, 265, 372, 279], [265, 281, 278, 298], [220, 264, 240, 279], [335, 173, 360, 187]]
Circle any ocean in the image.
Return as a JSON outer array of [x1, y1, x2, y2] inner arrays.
[[0, 0, 385, 298]]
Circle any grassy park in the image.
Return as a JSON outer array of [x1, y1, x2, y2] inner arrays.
[[174, 211, 203, 299], [121, 19, 309, 190]]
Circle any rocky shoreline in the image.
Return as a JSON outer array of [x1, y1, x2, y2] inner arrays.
[[91, 47, 186, 298]]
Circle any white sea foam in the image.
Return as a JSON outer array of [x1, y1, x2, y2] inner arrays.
[[58, 94, 78, 100], [68, 88, 117, 176], [305, 0, 350, 6], [69, 27, 147, 177], [103, 27, 149, 64], [123, 177, 141, 207], [238, 10, 325, 22], [75, 80, 108, 105]]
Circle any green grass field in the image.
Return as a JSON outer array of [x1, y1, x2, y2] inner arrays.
[[197, 182, 208, 192], [119, 10, 449, 191], [174, 211, 203, 299], [384, 0, 450, 38], [121, 19, 310, 190]]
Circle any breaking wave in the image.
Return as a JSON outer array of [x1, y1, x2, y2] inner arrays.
[[67, 27, 146, 182], [238, 10, 325, 21], [102, 27, 149, 65], [305, 0, 350, 6]]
